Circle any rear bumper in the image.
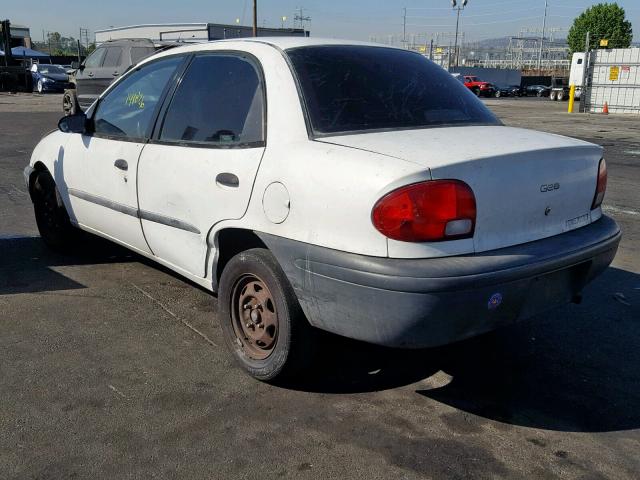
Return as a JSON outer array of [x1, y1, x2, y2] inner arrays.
[[258, 216, 621, 348]]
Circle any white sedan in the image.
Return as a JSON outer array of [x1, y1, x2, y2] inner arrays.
[[25, 38, 620, 381]]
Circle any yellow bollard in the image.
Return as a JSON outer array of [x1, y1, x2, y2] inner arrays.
[[568, 84, 576, 113]]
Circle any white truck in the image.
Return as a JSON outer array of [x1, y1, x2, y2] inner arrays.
[[569, 52, 586, 100]]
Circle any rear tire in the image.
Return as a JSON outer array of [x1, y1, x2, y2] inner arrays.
[[473, 88, 481, 97], [495, 90, 501, 98], [37, 80, 44, 94], [218, 248, 315, 382], [32, 171, 77, 251], [557, 91, 565, 101]]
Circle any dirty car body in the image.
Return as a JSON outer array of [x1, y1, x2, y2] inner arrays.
[[26, 38, 620, 355]]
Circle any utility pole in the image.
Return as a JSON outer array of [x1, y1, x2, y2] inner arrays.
[[403, 7, 407, 48], [452, 0, 468, 68], [252, 0, 258, 37], [294, 7, 311, 32], [537, 0, 548, 72]]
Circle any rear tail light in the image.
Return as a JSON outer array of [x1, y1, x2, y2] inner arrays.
[[591, 158, 607, 210], [372, 180, 476, 242]]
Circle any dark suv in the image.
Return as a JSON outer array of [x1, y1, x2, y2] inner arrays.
[[63, 39, 158, 115]]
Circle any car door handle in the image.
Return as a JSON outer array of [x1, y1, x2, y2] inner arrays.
[[112, 72, 119, 76], [114, 159, 128, 171], [216, 173, 239, 188], [87, 72, 94, 77]]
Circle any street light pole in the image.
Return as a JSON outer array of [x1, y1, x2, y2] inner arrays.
[[452, 0, 468, 68], [537, 0, 548, 72], [253, 0, 258, 37]]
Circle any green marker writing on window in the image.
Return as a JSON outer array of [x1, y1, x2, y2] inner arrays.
[[125, 91, 145, 109]]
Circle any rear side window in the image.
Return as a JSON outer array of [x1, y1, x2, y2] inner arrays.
[[131, 47, 156, 65], [84, 48, 106, 68], [287, 46, 500, 135], [159, 54, 265, 146], [102, 47, 123, 68], [93, 56, 183, 139]]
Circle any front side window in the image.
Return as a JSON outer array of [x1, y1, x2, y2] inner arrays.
[[84, 48, 106, 68], [93, 56, 183, 139], [287, 46, 500, 135], [159, 54, 265, 146]]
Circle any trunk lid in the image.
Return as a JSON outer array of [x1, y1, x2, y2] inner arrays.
[[317, 126, 603, 253]]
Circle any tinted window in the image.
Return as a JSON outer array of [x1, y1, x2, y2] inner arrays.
[[160, 54, 264, 146], [93, 56, 182, 139], [102, 47, 123, 68], [131, 47, 156, 64], [39, 65, 66, 75], [84, 48, 106, 68], [287, 46, 500, 135]]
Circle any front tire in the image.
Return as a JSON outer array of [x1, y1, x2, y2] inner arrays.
[[37, 80, 44, 94], [63, 90, 78, 116], [218, 248, 315, 382], [32, 171, 77, 250]]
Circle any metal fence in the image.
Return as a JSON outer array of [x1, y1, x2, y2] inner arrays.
[[584, 48, 640, 114]]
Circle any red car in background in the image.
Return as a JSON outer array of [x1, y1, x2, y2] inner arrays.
[[462, 75, 495, 97]]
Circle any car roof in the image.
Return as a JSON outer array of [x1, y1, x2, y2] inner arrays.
[[159, 37, 398, 54]]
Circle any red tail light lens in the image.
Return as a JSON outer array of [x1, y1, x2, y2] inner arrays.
[[591, 158, 607, 210], [372, 180, 476, 242]]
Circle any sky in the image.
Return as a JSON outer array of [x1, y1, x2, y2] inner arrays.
[[6, 0, 639, 44]]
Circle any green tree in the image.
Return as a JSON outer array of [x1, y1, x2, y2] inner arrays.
[[567, 3, 633, 53]]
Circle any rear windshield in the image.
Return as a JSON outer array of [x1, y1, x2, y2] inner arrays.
[[287, 45, 500, 135]]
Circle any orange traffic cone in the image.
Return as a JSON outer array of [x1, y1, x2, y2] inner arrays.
[[603, 102, 609, 115]]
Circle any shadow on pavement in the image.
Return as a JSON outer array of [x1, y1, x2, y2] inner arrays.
[[287, 267, 640, 433], [0, 234, 136, 295]]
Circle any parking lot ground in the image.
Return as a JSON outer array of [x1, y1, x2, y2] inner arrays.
[[1, 93, 639, 479]]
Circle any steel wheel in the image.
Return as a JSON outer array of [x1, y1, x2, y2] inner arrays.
[[231, 274, 279, 360]]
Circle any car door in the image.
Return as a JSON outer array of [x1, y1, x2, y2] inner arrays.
[[137, 53, 266, 277], [75, 47, 107, 110], [64, 55, 185, 253]]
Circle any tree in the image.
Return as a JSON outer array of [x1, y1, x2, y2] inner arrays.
[[567, 3, 633, 53]]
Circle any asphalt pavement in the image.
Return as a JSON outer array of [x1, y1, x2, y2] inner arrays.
[[1, 93, 639, 479]]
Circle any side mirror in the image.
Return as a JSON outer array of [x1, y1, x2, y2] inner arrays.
[[58, 113, 87, 134], [70, 61, 80, 70]]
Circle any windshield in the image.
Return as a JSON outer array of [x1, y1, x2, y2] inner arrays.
[[39, 65, 66, 75], [287, 46, 500, 135]]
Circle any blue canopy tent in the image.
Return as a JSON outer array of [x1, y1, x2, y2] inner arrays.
[[8, 46, 50, 58]]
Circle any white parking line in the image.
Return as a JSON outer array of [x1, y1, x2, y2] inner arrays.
[[603, 205, 640, 217]]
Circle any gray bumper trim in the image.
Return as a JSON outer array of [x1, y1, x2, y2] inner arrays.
[[259, 215, 620, 294], [257, 216, 620, 348]]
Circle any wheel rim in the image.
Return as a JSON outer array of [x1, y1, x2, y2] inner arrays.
[[37, 80, 43, 93], [230, 274, 279, 360]]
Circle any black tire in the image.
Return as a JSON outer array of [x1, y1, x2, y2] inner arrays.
[[32, 171, 77, 250], [495, 90, 501, 98], [536, 91, 543, 98], [63, 90, 78, 116], [473, 88, 481, 97], [218, 248, 315, 382]]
